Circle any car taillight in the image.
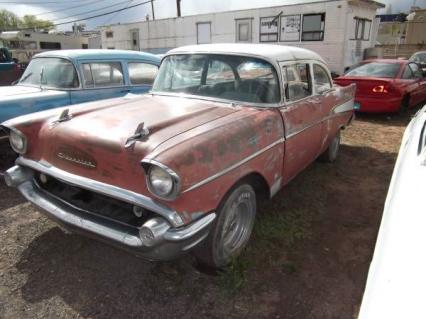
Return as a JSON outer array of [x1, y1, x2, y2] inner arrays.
[[372, 85, 388, 93]]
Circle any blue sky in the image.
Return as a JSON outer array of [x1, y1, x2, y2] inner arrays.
[[0, 0, 423, 31]]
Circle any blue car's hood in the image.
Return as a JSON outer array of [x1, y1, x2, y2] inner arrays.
[[0, 85, 70, 123], [0, 85, 45, 97]]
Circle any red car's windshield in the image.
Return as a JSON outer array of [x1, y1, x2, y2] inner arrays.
[[345, 62, 401, 78]]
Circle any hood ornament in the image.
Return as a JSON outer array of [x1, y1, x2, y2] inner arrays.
[[125, 122, 150, 148], [56, 108, 72, 123]]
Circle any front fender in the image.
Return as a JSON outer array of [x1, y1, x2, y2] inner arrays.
[[145, 107, 285, 218]]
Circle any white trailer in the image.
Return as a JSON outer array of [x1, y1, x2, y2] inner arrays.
[[100, 0, 384, 74]]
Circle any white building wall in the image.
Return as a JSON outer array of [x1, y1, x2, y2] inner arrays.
[[101, 0, 381, 74], [343, 1, 380, 70]]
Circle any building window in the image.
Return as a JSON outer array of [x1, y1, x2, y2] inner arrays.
[[197, 22, 211, 44], [40, 42, 61, 50], [280, 15, 301, 42], [128, 62, 158, 85], [260, 16, 279, 42], [302, 13, 325, 41], [82, 44, 88, 49], [236, 19, 252, 42], [354, 18, 371, 40], [105, 31, 114, 38]]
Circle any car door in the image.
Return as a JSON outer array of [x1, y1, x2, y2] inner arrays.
[[70, 60, 130, 104], [279, 61, 323, 184], [126, 61, 159, 94], [408, 63, 426, 104], [312, 63, 343, 151]]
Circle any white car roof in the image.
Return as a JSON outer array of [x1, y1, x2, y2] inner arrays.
[[167, 43, 326, 64]]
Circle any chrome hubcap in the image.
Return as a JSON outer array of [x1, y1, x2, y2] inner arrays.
[[220, 195, 254, 258]]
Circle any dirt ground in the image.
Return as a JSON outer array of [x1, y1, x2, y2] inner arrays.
[[0, 112, 411, 319]]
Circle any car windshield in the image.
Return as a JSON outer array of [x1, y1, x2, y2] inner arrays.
[[410, 53, 426, 63], [19, 57, 79, 89], [152, 54, 280, 104], [345, 62, 400, 78]]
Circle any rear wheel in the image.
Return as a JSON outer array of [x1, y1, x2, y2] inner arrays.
[[318, 130, 341, 163], [193, 184, 256, 268]]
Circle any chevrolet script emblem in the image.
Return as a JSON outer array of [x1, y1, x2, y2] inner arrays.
[[57, 152, 97, 168]]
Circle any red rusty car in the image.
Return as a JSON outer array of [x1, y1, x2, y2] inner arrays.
[[2, 44, 355, 268], [335, 59, 426, 113]]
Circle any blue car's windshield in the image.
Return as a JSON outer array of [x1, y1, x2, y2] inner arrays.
[[19, 57, 79, 89]]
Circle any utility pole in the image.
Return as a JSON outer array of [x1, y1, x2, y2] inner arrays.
[[177, 0, 181, 17], [151, 0, 155, 20]]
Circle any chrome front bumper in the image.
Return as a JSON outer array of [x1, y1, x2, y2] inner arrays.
[[4, 163, 216, 261]]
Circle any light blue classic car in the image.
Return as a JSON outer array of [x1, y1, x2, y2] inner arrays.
[[0, 49, 161, 123]]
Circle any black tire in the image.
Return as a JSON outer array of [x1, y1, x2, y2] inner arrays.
[[318, 130, 341, 163], [398, 95, 410, 115], [193, 183, 256, 268]]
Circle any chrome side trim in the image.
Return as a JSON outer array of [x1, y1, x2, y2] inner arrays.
[[182, 138, 285, 193], [332, 98, 354, 114], [15, 157, 185, 227], [285, 99, 354, 140]]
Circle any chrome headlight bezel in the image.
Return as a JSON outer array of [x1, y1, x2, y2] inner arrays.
[[142, 160, 181, 201], [9, 128, 27, 154]]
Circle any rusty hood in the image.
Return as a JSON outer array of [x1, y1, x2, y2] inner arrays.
[[25, 94, 238, 183]]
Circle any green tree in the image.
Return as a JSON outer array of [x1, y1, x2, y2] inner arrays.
[[19, 15, 54, 30], [0, 9, 19, 31]]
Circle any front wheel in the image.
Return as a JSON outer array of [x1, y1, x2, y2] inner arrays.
[[318, 130, 341, 163], [193, 184, 256, 268]]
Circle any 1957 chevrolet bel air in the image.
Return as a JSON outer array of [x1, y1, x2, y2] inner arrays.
[[2, 44, 355, 268]]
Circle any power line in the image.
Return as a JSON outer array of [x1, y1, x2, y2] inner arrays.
[[0, 0, 95, 3], [1, 0, 153, 30], [101, 0, 134, 26], [34, 0, 105, 17], [53, 0, 153, 26], [50, 0, 135, 22]]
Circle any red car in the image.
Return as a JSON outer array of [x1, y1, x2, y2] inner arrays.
[[2, 44, 355, 268], [335, 59, 426, 113]]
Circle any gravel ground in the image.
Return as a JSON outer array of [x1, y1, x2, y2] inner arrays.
[[0, 112, 411, 319]]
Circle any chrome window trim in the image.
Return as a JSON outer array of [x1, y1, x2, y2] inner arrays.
[[182, 138, 285, 193], [78, 60, 126, 89], [15, 157, 185, 227]]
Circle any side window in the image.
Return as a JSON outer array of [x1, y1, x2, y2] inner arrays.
[[409, 63, 423, 79], [82, 62, 124, 87], [128, 62, 158, 85], [206, 60, 235, 85], [402, 65, 414, 79], [313, 64, 332, 93], [283, 63, 312, 102], [82, 64, 94, 87]]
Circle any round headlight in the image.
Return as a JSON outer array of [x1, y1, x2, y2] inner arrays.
[[9, 129, 27, 154], [148, 165, 174, 198]]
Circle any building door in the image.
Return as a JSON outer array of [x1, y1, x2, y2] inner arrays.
[[131, 29, 140, 51], [197, 22, 211, 44], [235, 18, 252, 42]]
